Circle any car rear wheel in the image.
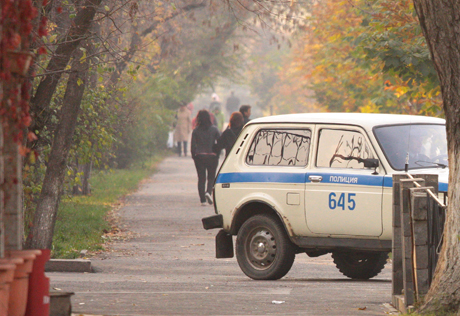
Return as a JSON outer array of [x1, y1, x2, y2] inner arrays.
[[332, 251, 388, 280], [236, 214, 295, 280]]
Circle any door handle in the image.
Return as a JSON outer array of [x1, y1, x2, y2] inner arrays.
[[308, 175, 323, 183]]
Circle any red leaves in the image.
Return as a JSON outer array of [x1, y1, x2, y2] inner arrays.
[[18, 0, 38, 35], [21, 115, 32, 127], [1, 0, 41, 145], [38, 16, 48, 37], [38, 46, 47, 55], [27, 132, 38, 142], [8, 33, 21, 50], [57, 7, 63, 14]]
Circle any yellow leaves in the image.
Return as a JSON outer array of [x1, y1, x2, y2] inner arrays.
[[79, 47, 87, 63], [360, 102, 381, 113], [394, 86, 409, 98], [385, 79, 412, 98], [48, 34, 57, 43], [47, 22, 57, 33], [314, 64, 326, 73]]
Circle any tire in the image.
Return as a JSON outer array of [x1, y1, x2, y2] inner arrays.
[[236, 214, 295, 280], [332, 251, 389, 280]]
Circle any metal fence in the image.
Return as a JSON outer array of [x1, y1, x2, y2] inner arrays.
[[392, 174, 446, 313]]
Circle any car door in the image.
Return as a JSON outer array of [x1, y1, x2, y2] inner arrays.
[[304, 126, 384, 237]]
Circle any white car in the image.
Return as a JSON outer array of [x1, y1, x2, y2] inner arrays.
[[202, 113, 448, 280]]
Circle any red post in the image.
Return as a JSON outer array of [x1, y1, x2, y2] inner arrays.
[[25, 249, 50, 316]]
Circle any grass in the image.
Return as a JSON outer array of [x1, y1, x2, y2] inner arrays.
[[52, 154, 167, 259]]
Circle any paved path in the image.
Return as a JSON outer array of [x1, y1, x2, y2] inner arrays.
[[50, 156, 395, 315]]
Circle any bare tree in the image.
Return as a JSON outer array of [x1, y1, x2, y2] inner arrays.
[[109, 2, 206, 86], [30, 0, 103, 139]]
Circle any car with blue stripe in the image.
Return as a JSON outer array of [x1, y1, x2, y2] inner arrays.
[[202, 113, 448, 280]]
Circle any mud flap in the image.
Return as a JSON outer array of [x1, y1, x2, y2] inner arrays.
[[216, 229, 234, 258]]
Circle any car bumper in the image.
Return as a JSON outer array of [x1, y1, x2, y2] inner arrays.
[[202, 214, 223, 230]]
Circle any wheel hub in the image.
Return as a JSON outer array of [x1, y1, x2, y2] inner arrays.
[[247, 229, 276, 269], [257, 242, 266, 253]]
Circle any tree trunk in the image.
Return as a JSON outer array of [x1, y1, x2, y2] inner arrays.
[[25, 48, 89, 250], [0, 120, 3, 257], [72, 158, 92, 195], [412, 1, 460, 313], [29, 0, 102, 141]]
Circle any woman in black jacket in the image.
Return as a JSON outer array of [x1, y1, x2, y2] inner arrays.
[[213, 111, 244, 158], [191, 110, 220, 205]]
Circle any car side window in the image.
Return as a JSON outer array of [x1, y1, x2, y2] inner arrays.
[[246, 129, 311, 166], [316, 129, 374, 169]]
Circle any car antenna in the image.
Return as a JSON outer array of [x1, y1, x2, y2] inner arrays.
[[405, 118, 413, 173], [405, 153, 409, 172]]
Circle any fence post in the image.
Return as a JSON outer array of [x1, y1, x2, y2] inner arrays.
[[412, 174, 438, 299], [392, 174, 405, 304], [399, 178, 424, 307], [410, 187, 431, 300], [392, 174, 441, 312]]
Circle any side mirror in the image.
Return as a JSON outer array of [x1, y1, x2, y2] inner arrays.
[[364, 158, 379, 169]]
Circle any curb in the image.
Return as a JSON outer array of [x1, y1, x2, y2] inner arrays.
[[382, 303, 400, 315], [45, 259, 92, 273]]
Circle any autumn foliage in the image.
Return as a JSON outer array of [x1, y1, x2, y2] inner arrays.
[[1, 0, 47, 143], [274, 0, 441, 115]]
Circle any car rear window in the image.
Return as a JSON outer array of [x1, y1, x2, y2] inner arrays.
[[246, 129, 311, 166]]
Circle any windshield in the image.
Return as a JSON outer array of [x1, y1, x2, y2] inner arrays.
[[374, 124, 447, 170]]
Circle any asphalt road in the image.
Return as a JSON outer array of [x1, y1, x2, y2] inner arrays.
[[49, 155, 395, 316]]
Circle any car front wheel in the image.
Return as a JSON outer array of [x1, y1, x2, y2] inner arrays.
[[236, 214, 295, 280], [332, 251, 388, 280]]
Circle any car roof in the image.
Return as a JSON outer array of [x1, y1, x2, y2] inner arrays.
[[247, 112, 445, 130]]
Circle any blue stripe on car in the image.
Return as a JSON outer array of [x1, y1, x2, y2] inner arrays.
[[216, 172, 384, 186], [216, 172, 305, 184], [216, 172, 448, 191]]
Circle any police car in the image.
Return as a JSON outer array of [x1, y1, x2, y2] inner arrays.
[[202, 113, 448, 280]]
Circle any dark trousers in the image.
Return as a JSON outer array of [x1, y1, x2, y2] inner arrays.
[[177, 141, 187, 156], [193, 155, 218, 203]]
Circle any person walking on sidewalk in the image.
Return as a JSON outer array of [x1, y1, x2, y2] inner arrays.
[[226, 91, 240, 117], [174, 104, 192, 157], [213, 112, 244, 158], [239, 104, 252, 125], [191, 110, 220, 206], [213, 105, 225, 132]]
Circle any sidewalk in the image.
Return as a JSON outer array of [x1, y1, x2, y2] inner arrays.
[[50, 155, 396, 315]]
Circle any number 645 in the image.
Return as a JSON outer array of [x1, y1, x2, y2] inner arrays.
[[328, 192, 356, 211]]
